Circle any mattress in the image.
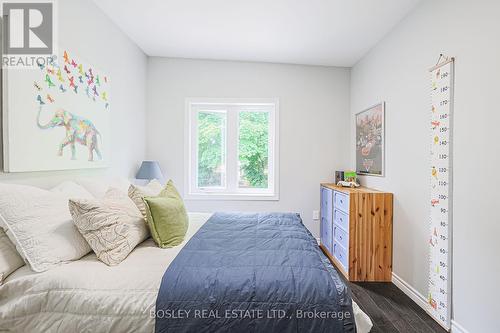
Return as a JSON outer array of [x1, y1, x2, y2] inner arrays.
[[0, 212, 372, 333]]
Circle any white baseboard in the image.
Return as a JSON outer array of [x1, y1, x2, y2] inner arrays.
[[451, 320, 470, 333], [391, 273, 469, 333], [391, 272, 428, 311]]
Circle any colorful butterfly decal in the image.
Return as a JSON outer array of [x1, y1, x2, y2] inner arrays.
[[33, 81, 42, 91], [101, 91, 107, 101], [47, 67, 55, 75], [37, 61, 45, 71], [95, 75, 100, 86], [73, 85, 78, 94], [85, 72, 90, 80], [59, 84, 67, 93], [45, 74, 55, 88], [104, 76, 108, 83], [85, 86, 90, 97], [92, 85, 99, 97], [68, 76, 75, 88], [64, 65, 71, 74], [56, 69, 64, 82], [78, 64, 84, 75], [87, 76, 94, 86], [47, 94, 54, 103], [105, 102, 109, 109], [63, 50, 69, 63], [36, 95, 45, 105], [78, 76, 84, 84], [71, 59, 77, 68]]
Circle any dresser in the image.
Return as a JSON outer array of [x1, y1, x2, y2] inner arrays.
[[320, 184, 393, 282]]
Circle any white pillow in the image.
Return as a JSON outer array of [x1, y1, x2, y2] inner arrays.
[[76, 177, 131, 199], [69, 188, 148, 266], [0, 229, 24, 283], [51, 181, 95, 199], [128, 179, 163, 219], [0, 183, 93, 272]]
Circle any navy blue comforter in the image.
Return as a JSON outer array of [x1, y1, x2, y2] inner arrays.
[[155, 212, 356, 333]]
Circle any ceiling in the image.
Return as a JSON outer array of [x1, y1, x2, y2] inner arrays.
[[93, 0, 421, 67]]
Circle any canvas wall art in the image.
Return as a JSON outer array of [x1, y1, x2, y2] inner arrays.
[[355, 102, 384, 176], [3, 49, 110, 172]]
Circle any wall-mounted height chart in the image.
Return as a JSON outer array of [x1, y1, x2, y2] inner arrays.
[[428, 56, 454, 331]]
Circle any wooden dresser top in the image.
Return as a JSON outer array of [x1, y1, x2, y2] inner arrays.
[[320, 183, 392, 195]]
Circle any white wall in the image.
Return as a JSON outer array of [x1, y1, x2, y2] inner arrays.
[[0, 0, 147, 188], [146, 58, 351, 235], [350, 0, 500, 332]]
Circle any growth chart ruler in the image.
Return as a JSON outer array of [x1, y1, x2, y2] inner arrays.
[[428, 56, 454, 331]]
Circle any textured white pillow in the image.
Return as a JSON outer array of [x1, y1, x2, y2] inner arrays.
[[69, 188, 148, 266], [0, 229, 24, 283], [0, 183, 93, 272], [128, 179, 163, 219]]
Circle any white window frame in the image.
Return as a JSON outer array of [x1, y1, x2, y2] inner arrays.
[[185, 98, 279, 201]]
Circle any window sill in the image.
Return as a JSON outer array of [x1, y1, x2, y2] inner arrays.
[[184, 192, 279, 201]]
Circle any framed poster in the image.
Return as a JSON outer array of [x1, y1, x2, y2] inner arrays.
[[355, 102, 385, 176], [3, 49, 111, 172]]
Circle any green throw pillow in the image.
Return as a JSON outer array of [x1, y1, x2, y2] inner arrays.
[[143, 180, 189, 248]]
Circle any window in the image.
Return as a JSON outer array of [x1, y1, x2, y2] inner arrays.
[[186, 98, 279, 200]]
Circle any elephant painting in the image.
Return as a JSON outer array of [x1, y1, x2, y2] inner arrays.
[[37, 107, 102, 161]]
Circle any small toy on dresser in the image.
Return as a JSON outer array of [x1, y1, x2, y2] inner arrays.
[[335, 170, 360, 188]]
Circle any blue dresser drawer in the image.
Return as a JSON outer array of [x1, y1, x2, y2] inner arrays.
[[333, 224, 349, 249], [334, 243, 349, 272], [320, 187, 333, 221], [322, 217, 332, 254], [334, 191, 349, 213], [320, 186, 333, 255], [334, 209, 349, 231]]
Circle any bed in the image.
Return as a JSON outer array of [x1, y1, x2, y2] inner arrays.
[[0, 212, 372, 333]]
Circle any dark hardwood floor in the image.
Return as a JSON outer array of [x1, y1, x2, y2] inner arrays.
[[349, 281, 447, 333], [324, 258, 446, 333]]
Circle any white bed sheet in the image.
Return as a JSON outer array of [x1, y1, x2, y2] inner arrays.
[[0, 212, 371, 333]]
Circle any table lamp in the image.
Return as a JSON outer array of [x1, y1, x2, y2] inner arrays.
[[135, 161, 164, 184]]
